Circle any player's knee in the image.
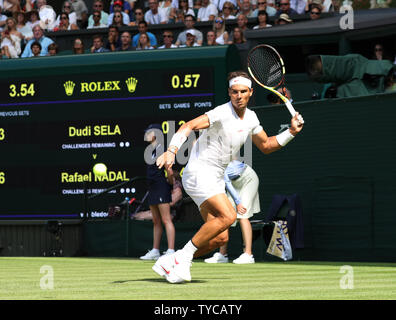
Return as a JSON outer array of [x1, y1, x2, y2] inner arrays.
[[222, 209, 237, 228], [214, 232, 229, 247]]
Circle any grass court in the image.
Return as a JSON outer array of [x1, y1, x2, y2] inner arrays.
[[0, 257, 395, 300]]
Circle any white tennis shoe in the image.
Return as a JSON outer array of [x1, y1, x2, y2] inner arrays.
[[152, 250, 191, 283], [172, 250, 192, 282], [204, 252, 229, 263], [233, 253, 255, 264], [140, 248, 160, 260]]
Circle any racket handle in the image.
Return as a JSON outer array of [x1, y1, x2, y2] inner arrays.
[[285, 99, 296, 117]]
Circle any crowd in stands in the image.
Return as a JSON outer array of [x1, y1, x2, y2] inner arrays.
[[0, 0, 394, 58]]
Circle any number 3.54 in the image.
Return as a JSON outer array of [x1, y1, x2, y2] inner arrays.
[[9, 83, 35, 97]]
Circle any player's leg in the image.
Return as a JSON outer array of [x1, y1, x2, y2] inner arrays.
[[157, 202, 175, 252], [192, 193, 237, 257]]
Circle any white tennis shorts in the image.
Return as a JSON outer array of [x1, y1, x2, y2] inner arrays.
[[182, 161, 226, 208]]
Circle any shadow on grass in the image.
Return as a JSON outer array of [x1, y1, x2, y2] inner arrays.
[[112, 278, 207, 284]]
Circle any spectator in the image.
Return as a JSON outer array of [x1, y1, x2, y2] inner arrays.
[[136, 32, 155, 50], [72, 37, 85, 54], [275, 12, 293, 24], [171, 8, 186, 22], [370, 0, 392, 8], [193, 0, 202, 15], [252, 0, 277, 17], [1, 18, 23, 58], [176, 0, 195, 18], [128, 7, 144, 26], [36, 0, 56, 31], [145, 0, 168, 24], [229, 26, 246, 45], [158, 30, 178, 48], [30, 41, 41, 57], [205, 30, 217, 45], [14, 11, 33, 41], [327, 0, 341, 12], [106, 25, 121, 52], [175, 14, 203, 46], [304, 0, 323, 13], [220, 1, 236, 20], [170, 0, 194, 16], [87, 10, 107, 28], [109, 0, 131, 16], [26, 10, 40, 31], [179, 28, 201, 47], [212, 16, 228, 45], [55, 1, 77, 27], [227, 14, 249, 43], [276, 0, 298, 17], [108, 0, 130, 26], [290, 0, 307, 14], [237, 0, 255, 18], [55, 12, 79, 30], [214, 0, 237, 12], [90, 34, 109, 53], [253, 10, 272, 29], [159, 0, 173, 21], [21, 25, 53, 57], [132, 20, 158, 48], [309, 4, 322, 20], [111, 11, 127, 26], [71, 0, 88, 29], [267, 0, 276, 8], [88, 1, 109, 28], [0, 6, 6, 32], [2, 0, 20, 14], [47, 42, 59, 55], [372, 43, 393, 62], [125, 0, 137, 12], [197, 0, 218, 22], [116, 30, 135, 50]]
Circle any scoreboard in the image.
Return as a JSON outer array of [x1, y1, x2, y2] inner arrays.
[[0, 45, 241, 219]]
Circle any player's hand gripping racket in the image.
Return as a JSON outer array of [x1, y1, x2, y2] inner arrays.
[[247, 44, 304, 125]]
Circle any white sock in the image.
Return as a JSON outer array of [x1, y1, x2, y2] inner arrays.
[[182, 240, 198, 259], [152, 248, 160, 254]]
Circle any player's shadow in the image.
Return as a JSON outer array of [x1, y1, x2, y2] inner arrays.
[[112, 279, 207, 284]]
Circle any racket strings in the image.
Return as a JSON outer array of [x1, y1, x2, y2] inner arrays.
[[248, 46, 284, 88]]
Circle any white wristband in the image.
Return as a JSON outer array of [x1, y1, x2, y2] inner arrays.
[[169, 132, 187, 149], [276, 129, 295, 147]]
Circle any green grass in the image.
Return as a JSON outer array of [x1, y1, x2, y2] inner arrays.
[[0, 257, 395, 300]]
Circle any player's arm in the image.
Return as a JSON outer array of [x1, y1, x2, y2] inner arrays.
[[252, 112, 304, 154], [156, 114, 210, 169]]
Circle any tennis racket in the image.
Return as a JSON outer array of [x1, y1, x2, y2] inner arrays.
[[247, 44, 303, 124]]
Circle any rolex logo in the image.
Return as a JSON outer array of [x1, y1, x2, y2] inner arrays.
[[64, 81, 76, 96], [125, 77, 138, 93]]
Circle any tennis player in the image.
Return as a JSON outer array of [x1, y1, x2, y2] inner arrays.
[[153, 71, 304, 283]]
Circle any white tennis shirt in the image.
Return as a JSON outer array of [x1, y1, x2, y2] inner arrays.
[[188, 101, 262, 174]]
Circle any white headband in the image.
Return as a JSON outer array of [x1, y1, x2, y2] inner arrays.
[[229, 76, 252, 89]]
